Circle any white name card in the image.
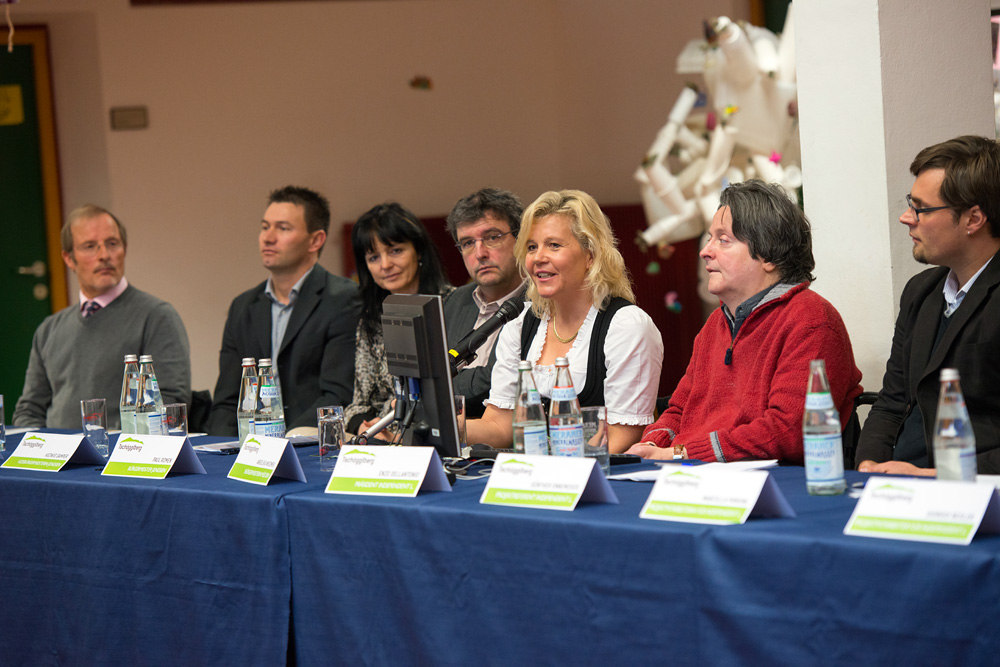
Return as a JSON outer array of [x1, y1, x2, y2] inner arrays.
[[844, 477, 1000, 545], [640, 466, 795, 525], [325, 445, 451, 497], [102, 434, 207, 479], [480, 453, 619, 511], [228, 434, 306, 485], [2, 432, 105, 471]]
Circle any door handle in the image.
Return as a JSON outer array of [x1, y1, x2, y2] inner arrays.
[[17, 260, 47, 278]]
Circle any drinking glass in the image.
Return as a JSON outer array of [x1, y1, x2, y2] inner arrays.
[[582, 406, 609, 475], [318, 406, 346, 472], [164, 403, 188, 437], [81, 398, 110, 458]]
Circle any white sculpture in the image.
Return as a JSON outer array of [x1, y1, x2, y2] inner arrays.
[[635, 6, 800, 268]]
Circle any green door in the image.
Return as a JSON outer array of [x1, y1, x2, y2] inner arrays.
[[0, 26, 66, 419]]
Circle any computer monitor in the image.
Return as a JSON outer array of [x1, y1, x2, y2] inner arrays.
[[381, 294, 461, 458]]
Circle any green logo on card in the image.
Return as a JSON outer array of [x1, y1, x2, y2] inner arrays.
[[646, 500, 746, 523], [326, 476, 417, 494], [230, 463, 272, 483], [483, 487, 576, 508], [851, 515, 972, 540], [343, 449, 375, 457], [103, 461, 170, 478], [3, 456, 64, 471]]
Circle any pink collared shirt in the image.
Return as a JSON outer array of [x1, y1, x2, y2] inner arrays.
[[79, 277, 129, 314]]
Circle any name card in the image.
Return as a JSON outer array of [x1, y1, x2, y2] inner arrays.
[[480, 453, 619, 511], [325, 446, 451, 497], [2, 432, 106, 471], [640, 467, 795, 525], [228, 435, 306, 485], [844, 477, 1000, 545], [102, 434, 207, 479]]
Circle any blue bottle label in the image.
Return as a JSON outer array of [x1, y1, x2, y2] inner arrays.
[[522, 425, 548, 456], [549, 423, 583, 456], [804, 433, 844, 482], [255, 419, 285, 438], [550, 387, 576, 402]]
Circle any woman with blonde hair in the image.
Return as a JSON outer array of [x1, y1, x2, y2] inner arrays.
[[466, 189, 663, 453]]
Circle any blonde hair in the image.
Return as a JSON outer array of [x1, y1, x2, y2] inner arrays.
[[516, 190, 634, 317]]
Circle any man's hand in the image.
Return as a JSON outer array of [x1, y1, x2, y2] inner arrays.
[[857, 460, 935, 476], [625, 442, 684, 460]]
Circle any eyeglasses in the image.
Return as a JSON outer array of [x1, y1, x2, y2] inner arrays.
[[905, 194, 951, 221], [74, 239, 123, 257], [455, 231, 512, 255]]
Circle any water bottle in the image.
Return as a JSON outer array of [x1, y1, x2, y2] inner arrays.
[[136, 354, 166, 435], [513, 360, 548, 455], [237, 357, 258, 443], [119, 354, 140, 434], [932, 368, 977, 482], [253, 358, 285, 438], [548, 356, 583, 457], [803, 359, 846, 495]]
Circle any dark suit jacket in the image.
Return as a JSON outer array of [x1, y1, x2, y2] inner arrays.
[[856, 252, 1000, 472], [442, 282, 526, 419], [207, 265, 360, 435]]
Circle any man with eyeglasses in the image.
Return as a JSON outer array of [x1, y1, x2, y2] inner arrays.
[[443, 187, 527, 418], [13, 204, 191, 429], [857, 135, 1000, 475]]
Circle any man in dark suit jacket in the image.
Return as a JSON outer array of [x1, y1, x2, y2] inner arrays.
[[857, 136, 1000, 475], [443, 188, 527, 419], [208, 186, 360, 435]]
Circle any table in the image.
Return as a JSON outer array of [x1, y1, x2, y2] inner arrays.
[[0, 431, 325, 666], [283, 464, 1000, 665], [3, 430, 999, 665]]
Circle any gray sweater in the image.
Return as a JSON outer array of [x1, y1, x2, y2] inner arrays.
[[13, 285, 191, 429]]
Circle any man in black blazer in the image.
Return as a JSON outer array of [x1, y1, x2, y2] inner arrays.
[[443, 188, 527, 419], [208, 186, 360, 435], [857, 136, 1000, 475]]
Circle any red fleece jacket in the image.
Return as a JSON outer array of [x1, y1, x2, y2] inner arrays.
[[643, 283, 862, 464]]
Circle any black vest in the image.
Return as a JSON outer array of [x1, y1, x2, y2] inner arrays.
[[519, 297, 632, 411]]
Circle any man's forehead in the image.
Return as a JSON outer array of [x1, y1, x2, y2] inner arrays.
[[457, 213, 511, 237], [72, 214, 120, 241], [263, 201, 306, 224], [912, 168, 946, 201]]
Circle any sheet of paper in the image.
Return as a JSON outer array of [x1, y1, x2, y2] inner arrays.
[[609, 459, 778, 482]]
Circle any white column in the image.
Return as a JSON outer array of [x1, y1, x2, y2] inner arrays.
[[795, 0, 993, 390]]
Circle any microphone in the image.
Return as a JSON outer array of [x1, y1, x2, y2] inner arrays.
[[449, 299, 522, 375]]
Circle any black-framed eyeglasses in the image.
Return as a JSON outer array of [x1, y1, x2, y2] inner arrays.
[[455, 231, 513, 255], [905, 194, 951, 221]]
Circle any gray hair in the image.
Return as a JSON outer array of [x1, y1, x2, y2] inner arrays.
[[718, 180, 815, 284]]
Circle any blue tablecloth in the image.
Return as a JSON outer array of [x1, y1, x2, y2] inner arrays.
[[284, 464, 1000, 666], [0, 431, 325, 666], [4, 429, 999, 665]]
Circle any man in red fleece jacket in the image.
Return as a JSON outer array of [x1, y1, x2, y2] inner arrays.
[[628, 180, 862, 464]]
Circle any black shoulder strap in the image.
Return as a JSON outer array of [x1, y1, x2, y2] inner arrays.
[[520, 309, 542, 361], [520, 297, 632, 410], [577, 297, 632, 408]]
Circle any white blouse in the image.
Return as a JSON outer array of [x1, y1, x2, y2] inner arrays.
[[486, 302, 663, 426]]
